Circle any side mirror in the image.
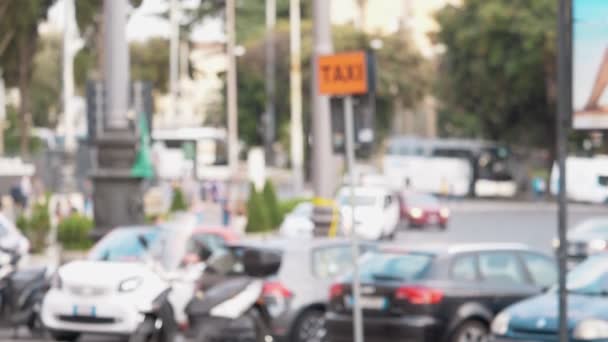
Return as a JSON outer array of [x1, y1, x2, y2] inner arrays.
[[137, 235, 149, 250]]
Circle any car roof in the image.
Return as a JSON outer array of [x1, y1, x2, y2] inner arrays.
[[381, 242, 532, 256]]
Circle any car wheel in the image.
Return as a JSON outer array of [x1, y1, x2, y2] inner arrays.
[[293, 309, 326, 342], [49, 331, 80, 342], [451, 320, 489, 342]]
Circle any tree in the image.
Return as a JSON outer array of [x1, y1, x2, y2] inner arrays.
[[262, 180, 281, 228], [0, 0, 54, 157], [435, 0, 557, 161], [245, 183, 271, 233], [31, 33, 61, 128]]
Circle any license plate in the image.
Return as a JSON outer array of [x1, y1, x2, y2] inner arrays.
[[346, 296, 386, 310], [73, 305, 96, 317]]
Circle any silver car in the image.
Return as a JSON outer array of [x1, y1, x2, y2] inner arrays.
[[554, 218, 608, 265], [238, 238, 376, 342]]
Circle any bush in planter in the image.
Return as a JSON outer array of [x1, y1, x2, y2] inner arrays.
[[246, 184, 271, 233], [262, 180, 281, 228], [170, 187, 188, 212], [58, 214, 94, 251], [26, 199, 51, 253]]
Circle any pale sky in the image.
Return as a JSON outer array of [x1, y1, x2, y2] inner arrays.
[[46, 0, 225, 43]]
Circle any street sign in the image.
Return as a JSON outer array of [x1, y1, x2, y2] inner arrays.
[[318, 51, 369, 96]]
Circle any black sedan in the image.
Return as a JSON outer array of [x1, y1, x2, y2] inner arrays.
[[325, 243, 557, 342], [491, 254, 608, 342]]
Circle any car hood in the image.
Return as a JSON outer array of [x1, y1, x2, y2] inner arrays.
[[508, 293, 608, 332], [59, 260, 159, 288]]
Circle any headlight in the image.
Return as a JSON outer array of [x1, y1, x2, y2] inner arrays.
[[491, 312, 511, 336], [552, 238, 560, 249], [574, 319, 608, 340], [588, 240, 607, 253], [409, 208, 423, 219], [439, 208, 450, 218], [51, 273, 62, 289], [118, 277, 142, 293]]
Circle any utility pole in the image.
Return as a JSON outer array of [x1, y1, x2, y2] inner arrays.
[[265, 0, 276, 165], [169, 0, 180, 126], [0, 70, 5, 156], [290, 0, 304, 194], [311, 0, 334, 199], [556, 0, 571, 341], [226, 0, 238, 175]]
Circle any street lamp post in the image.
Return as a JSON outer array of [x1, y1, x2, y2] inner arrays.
[[290, 0, 304, 194]]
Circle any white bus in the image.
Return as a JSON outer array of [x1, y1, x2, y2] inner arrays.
[[551, 156, 608, 204], [383, 137, 517, 198]]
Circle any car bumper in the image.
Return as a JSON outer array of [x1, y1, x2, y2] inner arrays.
[[41, 289, 144, 335], [325, 312, 444, 342], [408, 215, 448, 227]]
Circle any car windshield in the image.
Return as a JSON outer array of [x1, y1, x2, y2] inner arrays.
[[88, 227, 161, 263], [566, 255, 608, 296], [406, 194, 439, 206], [356, 251, 434, 282]]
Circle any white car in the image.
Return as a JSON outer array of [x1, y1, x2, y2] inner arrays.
[[279, 202, 314, 238], [41, 222, 199, 341], [336, 186, 400, 241]]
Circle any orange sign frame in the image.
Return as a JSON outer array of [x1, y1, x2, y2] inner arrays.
[[318, 51, 368, 96]]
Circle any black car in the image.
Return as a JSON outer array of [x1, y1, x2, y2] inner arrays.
[[326, 243, 557, 342], [491, 254, 608, 342]]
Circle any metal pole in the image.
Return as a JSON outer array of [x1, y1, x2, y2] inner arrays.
[[311, 0, 334, 199], [344, 96, 364, 342], [103, 0, 129, 130], [290, 0, 304, 194], [265, 0, 276, 165], [169, 0, 180, 124], [557, 0, 571, 341], [0, 70, 5, 156], [226, 0, 238, 175]]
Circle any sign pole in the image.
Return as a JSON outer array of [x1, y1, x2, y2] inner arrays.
[[557, 0, 571, 341], [344, 95, 364, 342]]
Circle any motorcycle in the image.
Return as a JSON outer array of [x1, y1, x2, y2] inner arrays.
[[132, 242, 282, 342], [0, 246, 53, 337]]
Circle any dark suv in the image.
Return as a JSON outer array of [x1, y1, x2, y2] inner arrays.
[[325, 243, 557, 342]]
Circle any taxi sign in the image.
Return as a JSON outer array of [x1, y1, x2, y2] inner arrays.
[[318, 51, 369, 96]]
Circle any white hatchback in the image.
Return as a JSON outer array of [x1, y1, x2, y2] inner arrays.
[[336, 186, 400, 241]]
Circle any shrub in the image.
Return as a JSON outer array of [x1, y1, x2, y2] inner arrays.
[[170, 187, 188, 212], [262, 181, 281, 228], [58, 214, 94, 251], [246, 184, 271, 233], [26, 199, 51, 253], [278, 197, 310, 218]]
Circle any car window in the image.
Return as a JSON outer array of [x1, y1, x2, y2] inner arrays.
[[357, 252, 433, 282], [478, 252, 526, 285], [88, 229, 160, 262], [521, 253, 556, 288], [187, 233, 226, 254], [313, 246, 355, 279], [451, 254, 478, 281]]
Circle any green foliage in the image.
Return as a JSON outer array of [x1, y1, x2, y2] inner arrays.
[[131, 38, 171, 93], [31, 33, 61, 128], [170, 187, 188, 212], [246, 184, 272, 233], [278, 197, 310, 219], [435, 0, 557, 150], [262, 181, 281, 228], [58, 214, 94, 251], [3, 106, 42, 156], [18, 198, 51, 253]]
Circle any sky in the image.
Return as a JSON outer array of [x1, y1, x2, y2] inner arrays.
[[46, 0, 225, 43]]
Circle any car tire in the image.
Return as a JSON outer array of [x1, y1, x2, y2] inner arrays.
[[293, 309, 326, 342], [49, 331, 80, 342], [451, 320, 489, 342]]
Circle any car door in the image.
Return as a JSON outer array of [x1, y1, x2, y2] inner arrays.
[[476, 251, 539, 314]]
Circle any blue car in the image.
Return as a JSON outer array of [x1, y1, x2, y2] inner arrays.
[[492, 254, 608, 341]]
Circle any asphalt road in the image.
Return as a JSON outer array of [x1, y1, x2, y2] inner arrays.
[[4, 200, 606, 342]]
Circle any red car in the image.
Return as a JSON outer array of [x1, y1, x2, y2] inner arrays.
[[183, 226, 241, 264], [399, 192, 450, 229]]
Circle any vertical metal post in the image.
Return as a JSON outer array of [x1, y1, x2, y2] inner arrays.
[[557, 0, 571, 341], [226, 0, 239, 175], [345, 96, 364, 342], [103, 0, 129, 130], [0, 70, 6, 156], [169, 0, 180, 124], [290, 0, 304, 194], [311, 0, 335, 199], [265, 0, 276, 165]]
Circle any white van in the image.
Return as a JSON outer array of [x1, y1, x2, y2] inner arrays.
[[551, 156, 608, 204]]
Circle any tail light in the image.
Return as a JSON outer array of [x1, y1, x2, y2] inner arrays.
[[263, 281, 293, 299], [329, 283, 345, 300], [395, 286, 443, 305]]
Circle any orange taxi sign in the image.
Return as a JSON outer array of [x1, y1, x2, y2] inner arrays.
[[318, 51, 368, 96]]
